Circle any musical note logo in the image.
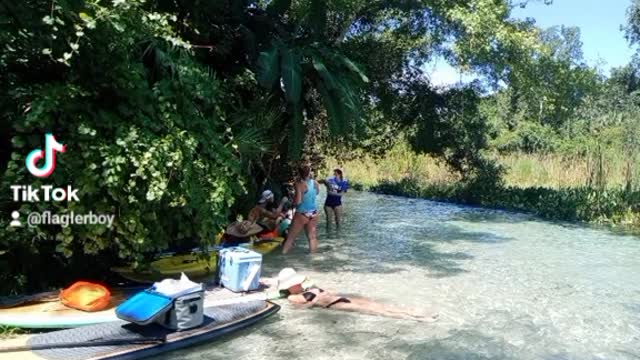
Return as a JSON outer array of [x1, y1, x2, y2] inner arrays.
[[25, 134, 66, 178]]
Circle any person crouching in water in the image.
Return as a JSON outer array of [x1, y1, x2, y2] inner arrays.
[[282, 165, 320, 254], [248, 190, 287, 235]]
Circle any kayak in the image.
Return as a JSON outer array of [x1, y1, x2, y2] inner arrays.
[[219, 232, 285, 255], [111, 252, 218, 284], [111, 237, 285, 284], [239, 237, 285, 255], [0, 286, 277, 329], [0, 301, 279, 360]]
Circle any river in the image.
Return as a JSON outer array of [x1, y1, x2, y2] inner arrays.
[[158, 190, 640, 359]]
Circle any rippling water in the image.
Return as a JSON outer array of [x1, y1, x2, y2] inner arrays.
[[157, 190, 640, 360]]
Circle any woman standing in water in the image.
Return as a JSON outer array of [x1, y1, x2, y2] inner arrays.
[[323, 168, 348, 228], [282, 165, 320, 254]]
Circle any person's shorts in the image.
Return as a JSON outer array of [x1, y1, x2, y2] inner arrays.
[[324, 195, 342, 208]]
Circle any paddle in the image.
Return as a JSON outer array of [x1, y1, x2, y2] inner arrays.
[[0, 336, 167, 353]]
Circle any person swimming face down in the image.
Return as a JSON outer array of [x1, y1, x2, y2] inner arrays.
[[274, 268, 439, 321]]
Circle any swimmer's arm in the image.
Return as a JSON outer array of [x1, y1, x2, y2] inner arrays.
[[293, 297, 321, 310], [287, 293, 321, 308], [287, 294, 308, 305]]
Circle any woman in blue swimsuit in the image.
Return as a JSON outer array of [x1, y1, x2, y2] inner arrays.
[[282, 165, 321, 254], [323, 168, 348, 228]]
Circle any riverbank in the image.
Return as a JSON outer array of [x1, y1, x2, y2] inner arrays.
[[358, 178, 640, 230], [330, 146, 640, 232]]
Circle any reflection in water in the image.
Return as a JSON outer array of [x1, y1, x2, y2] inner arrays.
[[155, 190, 640, 360]]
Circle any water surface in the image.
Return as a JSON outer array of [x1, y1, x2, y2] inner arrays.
[[157, 190, 640, 359]]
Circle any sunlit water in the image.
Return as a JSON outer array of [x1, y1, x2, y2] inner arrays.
[[156, 190, 640, 360]]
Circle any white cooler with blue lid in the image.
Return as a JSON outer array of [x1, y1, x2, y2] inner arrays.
[[218, 247, 262, 292]]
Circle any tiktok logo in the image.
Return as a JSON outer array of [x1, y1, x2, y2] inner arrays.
[[25, 134, 66, 178]]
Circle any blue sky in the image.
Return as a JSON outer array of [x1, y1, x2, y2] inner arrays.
[[429, 0, 638, 86]]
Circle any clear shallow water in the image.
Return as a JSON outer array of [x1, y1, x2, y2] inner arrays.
[[157, 190, 640, 360]]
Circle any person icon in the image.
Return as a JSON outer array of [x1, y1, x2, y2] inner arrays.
[[10, 211, 22, 227]]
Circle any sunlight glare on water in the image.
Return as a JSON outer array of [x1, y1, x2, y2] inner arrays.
[[155, 190, 640, 360]]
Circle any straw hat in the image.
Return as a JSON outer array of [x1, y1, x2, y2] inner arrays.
[[277, 268, 306, 290], [225, 220, 263, 238]]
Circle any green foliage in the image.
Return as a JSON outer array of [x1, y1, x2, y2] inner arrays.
[[369, 179, 640, 231], [267, 0, 293, 17], [255, 42, 369, 159], [499, 26, 601, 130], [397, 81, 501, 181], [492, 121, 561, 153], [256, 46, 281, 88], [5, 0, 639, 293], [0, 1, 244, 293], [624, 0, 640, 46], [280, 48, 303, 103]]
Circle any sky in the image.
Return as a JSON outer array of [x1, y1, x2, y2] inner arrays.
[[428, 0, 638, 86]]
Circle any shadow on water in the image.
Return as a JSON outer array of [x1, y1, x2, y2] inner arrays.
[[417, 223, 514, 244], [265, 244, 473, 278], [387, 330, 519, 360], [253, 312, 525, 360], [263, 216, 513, 278]]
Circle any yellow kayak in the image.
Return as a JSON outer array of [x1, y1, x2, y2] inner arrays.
[[111, 237, 284, 283], [111, 251, 218, 284], [216, 231, 284, 255], [242, 237, 285, 254]]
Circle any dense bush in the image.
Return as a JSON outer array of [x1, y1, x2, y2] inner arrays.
[[0, 2, 244, 293], [493, 121, 561, 154]]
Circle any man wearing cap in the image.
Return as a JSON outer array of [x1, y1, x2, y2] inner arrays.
[[247, 190, 288, 232]]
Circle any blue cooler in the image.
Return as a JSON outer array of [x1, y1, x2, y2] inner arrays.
[[218, 247, 262, 292]]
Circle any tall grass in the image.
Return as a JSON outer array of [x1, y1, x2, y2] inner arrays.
[[332, 144, 636, 191], [325, 144, 640, 230], [325, 143, 459, 188], [498, 152, 632, 189]]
